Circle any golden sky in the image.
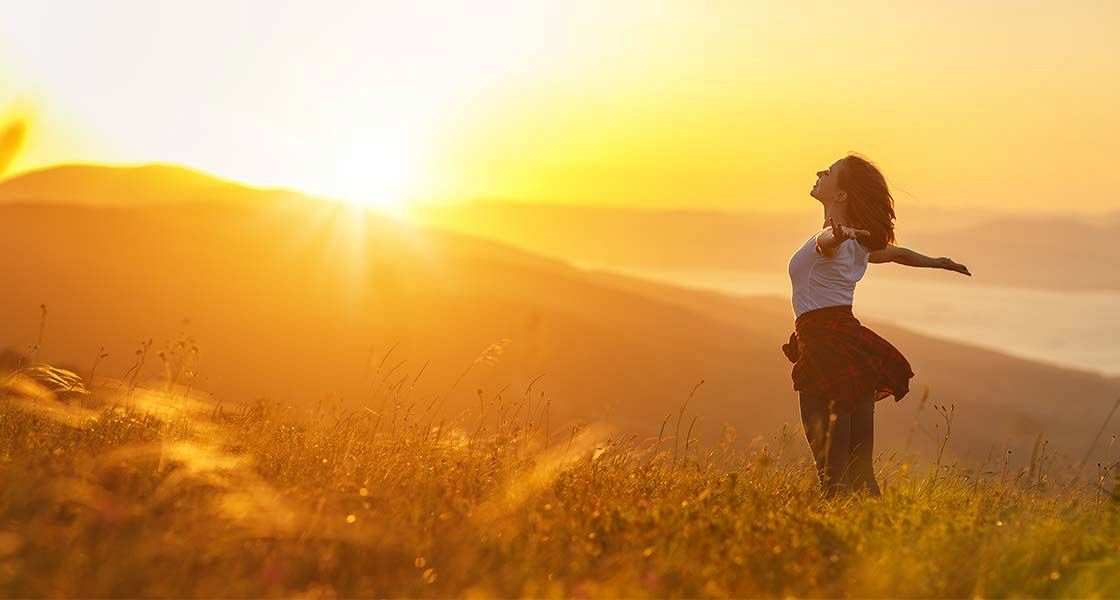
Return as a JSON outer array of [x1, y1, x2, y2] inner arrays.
[[0, 1, 1116, 214]]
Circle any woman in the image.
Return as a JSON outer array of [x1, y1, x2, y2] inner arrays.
[[782, 154, 971, 498]]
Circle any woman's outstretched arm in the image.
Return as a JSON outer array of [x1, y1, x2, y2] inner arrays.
[[869, 245, 971, 276]]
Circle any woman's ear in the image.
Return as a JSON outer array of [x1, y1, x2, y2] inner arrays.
[[835, 190, 848, 204]]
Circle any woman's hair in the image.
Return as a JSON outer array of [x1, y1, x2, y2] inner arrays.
[[838, 154, 897, 252]]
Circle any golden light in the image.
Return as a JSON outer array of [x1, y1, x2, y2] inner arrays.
[[1, 2, 1117, 213], [0, 3, 586, 213]]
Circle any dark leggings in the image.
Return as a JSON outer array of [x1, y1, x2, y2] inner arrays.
[[798, 390, 882, 498]]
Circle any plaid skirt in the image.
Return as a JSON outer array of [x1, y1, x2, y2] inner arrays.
[[781, 304, 914, 414]]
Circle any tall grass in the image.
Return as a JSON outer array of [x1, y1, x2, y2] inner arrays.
[[0, 357, 1118, 598]]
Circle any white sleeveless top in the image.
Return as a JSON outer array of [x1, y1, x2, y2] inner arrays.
[[787, 231, 869, 318]]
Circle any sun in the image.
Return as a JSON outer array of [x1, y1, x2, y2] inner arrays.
[[325, 141, 424, 219]]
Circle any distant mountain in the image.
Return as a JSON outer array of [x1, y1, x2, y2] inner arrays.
[[1, 164, 1117, 466], [0, 163, 298, 207], [411, 200, 1120, 291], [901, 218, 1120, 290], [412, 200, 812, 273]]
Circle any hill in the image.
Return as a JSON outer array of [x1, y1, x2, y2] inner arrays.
[[0, 164, 1117, 466]]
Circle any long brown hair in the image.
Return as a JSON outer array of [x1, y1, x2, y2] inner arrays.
[[838, 154, 896, 252]]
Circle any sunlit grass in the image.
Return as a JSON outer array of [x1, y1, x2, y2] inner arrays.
[[0, 358, 1118, 598]]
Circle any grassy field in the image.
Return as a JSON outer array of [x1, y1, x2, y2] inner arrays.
[[1, 361, 1118, 598]]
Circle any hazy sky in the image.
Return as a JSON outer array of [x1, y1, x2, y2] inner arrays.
[[0, 0, 1116, 214]]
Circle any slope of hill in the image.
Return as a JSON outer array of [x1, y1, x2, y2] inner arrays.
[[3, 372, 1116, 598], [1, 164, 1117, 466]]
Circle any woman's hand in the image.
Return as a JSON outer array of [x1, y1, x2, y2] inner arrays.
[[816, 216, 872, 256], [938, 257, 971, 276], [828, 216, 871, 241]]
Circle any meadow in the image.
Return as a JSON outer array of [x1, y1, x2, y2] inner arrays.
[[1, 353, 1118, 599]]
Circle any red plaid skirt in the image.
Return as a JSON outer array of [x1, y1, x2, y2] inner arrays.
[[781, 304, 914, 414]]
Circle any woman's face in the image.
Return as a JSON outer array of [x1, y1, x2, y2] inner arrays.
[[810, 158, 847, 205]]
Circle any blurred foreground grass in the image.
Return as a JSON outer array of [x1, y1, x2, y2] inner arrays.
[[1, 362, 1119, 598]]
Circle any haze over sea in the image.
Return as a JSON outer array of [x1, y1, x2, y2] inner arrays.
[[586, 265, 1120, 378]]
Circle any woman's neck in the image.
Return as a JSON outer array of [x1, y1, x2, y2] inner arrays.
[[822, 205, 851, 229]]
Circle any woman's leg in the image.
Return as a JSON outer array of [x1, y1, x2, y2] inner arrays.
[[845, 395, 881, 496], [799, 390, 852, 498]]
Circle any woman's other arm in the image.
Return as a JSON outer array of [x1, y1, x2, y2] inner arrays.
[[869, 245, 971, 276]]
